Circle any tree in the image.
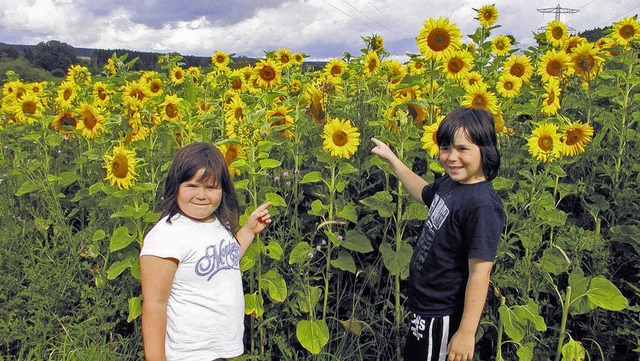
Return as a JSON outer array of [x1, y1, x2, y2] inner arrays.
[[32, 40, 77, 73]]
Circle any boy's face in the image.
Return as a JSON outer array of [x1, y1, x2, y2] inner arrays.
[[177, 168, 222, 222], [439, 128, 485, 184]]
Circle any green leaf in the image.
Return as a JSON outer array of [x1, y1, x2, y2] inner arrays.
[[336, 203, 358, 223], [539, 246, 569, 275], [258, 158, 281, 169], [262, 270, 288, 303], [264, 192, 287, 207], [109, 226, 135, 252], [264, 240, 283, 260], [244, 292, 264, 318], [289, 241, 312, 265], [107, 259, 132, 280], [296, 319, 329, 355], [234, 179, 249, 191], [519, 299, 547, 332], [586, 276, 628, 311], [240, 242, 260, 271], [516, 342, 534, 361], [331, 250, 356, 273], [360, 191, 395, 217], [492, 176, 515, 191], [127, 296, 142, 322], [338, 162, 359, 175], [341, 230, 373, 254], [58, 171, 80, 187], [300, 171, 324, 184], [309, 199, 328, 217], [15, 180, 40, 196], [561, 339, 586, 361], [498, 303, 527, 342], [92, 229, 107, 241], [402, 202, 428, 221], [379, 241, 412, 279], [296, 286, 322, 313]]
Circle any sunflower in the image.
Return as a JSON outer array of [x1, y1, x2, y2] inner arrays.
[[416, 17, 462, 62], [537, 49, 573, 83], [170, 66, 185, 84], [382, 59, 407, 89], [55, 81, 78, 110], [121, 81, 151, 110], [563, 35, 587, 54], [28, 81, 47, 94], [148, 78, 164, 97], [406, 59, 426, 75], [217, 142, 246, 176], [187, 66, 201, 83], [66, 64, 92, 86], [491, 35, 512, 56], [103, 144, 140, 189], [276, 48, 294, 69], [211, 50, 231, 68], [463, 71, 485, 90], [393, 85, 422, 102], [289, 79, 302, 95], [541, 79, 561, 116], [502, 54, 534, 83], [476, 5, 499, 27], [224, 96, 247, 125], [493, 110, 506, 134], [126, 124, 151, 144], [407, 102, 428, 127], [228, 69, 248, 94], [13, 91, 42, 125], [545, 20, 569, 48], [196, 98, 213, 116], [438, 49, 473, 80], [292, 53, 306, 66], [421, 120, 441, 157], [324, 58, 348, 80], [305, 85, 326, 123], [561, 120, 594, 156], [160, 94, 183, 122], [49, 111, 77, 136], [92, 81, 110, 106], [461, 83, 499, 115], [76, 103, 106, 139], [496, 73, 522, 98], [371, 34, 385, 52], [322, 118, 360, 159], [363, 51, 380, 77], [596, 36, 619, 57], [105, 58, 117, 75], [267, 105, 295, 139], [527, 123, 562, 162], [612, 17, 640, 47], [254, 58, 282, 89], [571, 42, 604, 80]]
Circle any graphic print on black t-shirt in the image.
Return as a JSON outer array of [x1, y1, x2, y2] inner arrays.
[[413, 194, 449, 272]]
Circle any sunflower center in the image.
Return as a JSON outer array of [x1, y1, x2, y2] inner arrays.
[[576, 55, 595, 72], [231, 78, 243, 90], [22, 101, 37, 115], [150, 83, 161, 94], [483, 11, 493, 21], [234, 108, 244, 120], [111, 154, 129, 179], [546, 91, 556, 105], [131, 89, 146, 101], [166, 103, 178, 118], [331, 66, 342, 76], [175, 71, 183, 80], [281, 55, 291, 64], [504, 81, 514, 91], [538, 136, 553, 151], [620, 25, 635, 39], [472, 95, 487, 108], [60, 113, 76, 127], [427, 29, 451, 52], [511, 64, 524, 77], [565, 130, 582, 145], [225, 148, 238, 163], [98, 89, 108, 100], [332, 130, 348, 146], [64, 88, 73, 101], [260, 66, 276, 81], [368, 59, 378, 72], [552, 27, 564, 40], [83, 112, 97, 130], [216, 56, 226, 64], [547, 60, 563, 76], [448, 58, 463, 73]]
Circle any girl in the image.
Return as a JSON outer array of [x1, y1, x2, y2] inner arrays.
[[140, 142, 272, 361], [371, 107, 504, 361]]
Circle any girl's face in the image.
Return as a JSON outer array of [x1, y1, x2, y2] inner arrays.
[[439, 127, 485, 184], [177, 168, 222, 222]]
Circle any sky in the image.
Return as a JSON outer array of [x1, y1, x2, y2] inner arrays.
[[0, 0, 638, 61]]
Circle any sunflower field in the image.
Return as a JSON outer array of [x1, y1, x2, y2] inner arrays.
[[1, 5, 639, 361]]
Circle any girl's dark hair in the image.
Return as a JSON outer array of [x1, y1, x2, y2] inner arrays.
[[160, 142, 239, 233], [435, 107, 501, 181]]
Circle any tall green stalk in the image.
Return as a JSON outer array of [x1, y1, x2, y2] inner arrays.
[[554, 286, 572, 361]]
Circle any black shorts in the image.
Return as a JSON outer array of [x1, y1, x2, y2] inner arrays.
[[403, 312, 462, 361]]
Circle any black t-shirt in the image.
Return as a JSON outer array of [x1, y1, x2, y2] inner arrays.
[[406, 175, 504, 316]]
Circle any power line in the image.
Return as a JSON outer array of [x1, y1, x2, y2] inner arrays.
[[338, 0, 404, 39], [366, 1, 414, 37], [596, 3, 640, 27], [319, 0, 383, 35]]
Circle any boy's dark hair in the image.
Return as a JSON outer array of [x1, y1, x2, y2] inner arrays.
[[436, 107, 501, 181], [160, 142, 239, 233]]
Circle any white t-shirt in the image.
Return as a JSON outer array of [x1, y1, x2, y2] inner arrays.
[[140, 214, 245, 361]]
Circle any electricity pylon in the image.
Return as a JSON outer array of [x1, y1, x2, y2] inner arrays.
[[537, 4, 579, 33]]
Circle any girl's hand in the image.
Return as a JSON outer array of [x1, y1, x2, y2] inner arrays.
[[246, 201, 272, 234], [371, 137, 397, 163]]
